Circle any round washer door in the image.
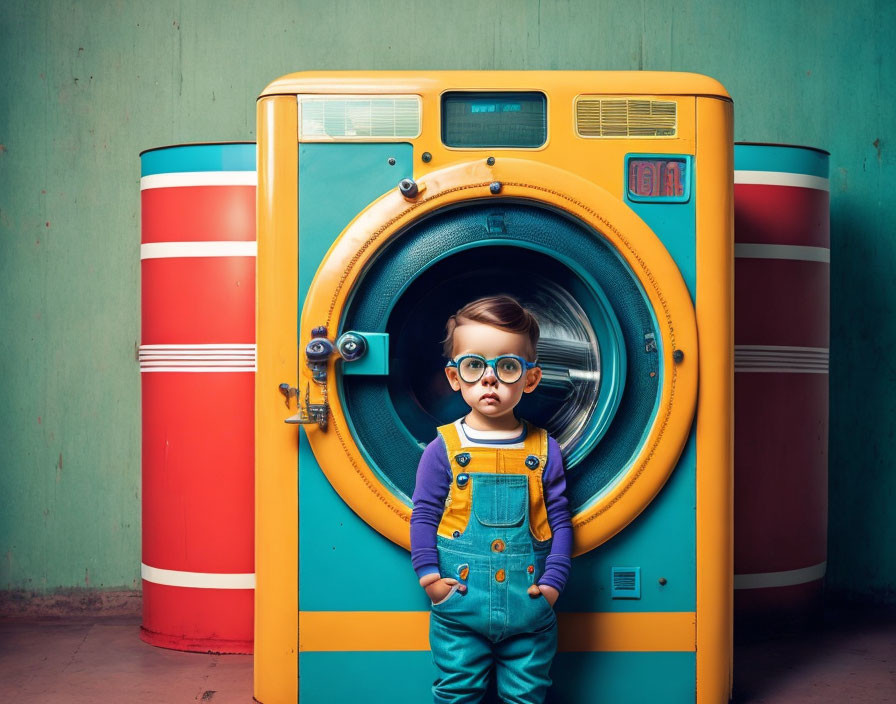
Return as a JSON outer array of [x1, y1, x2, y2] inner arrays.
[[301, 159, 697, 555]]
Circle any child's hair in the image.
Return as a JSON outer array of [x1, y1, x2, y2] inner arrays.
[[442, 295, 540, 360]]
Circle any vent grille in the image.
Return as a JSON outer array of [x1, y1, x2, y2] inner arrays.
[[611, 566, 641, 599], [577, 99, 677, 138], [298, 95, 421, 141]]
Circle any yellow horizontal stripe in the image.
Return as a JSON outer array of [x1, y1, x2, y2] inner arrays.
[[298, 611, 696, 652], [559, 611, 695, 652], [300, 611, 430, 652]]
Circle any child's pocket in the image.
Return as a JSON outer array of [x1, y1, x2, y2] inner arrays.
[[431, 583, 460, 607], [472, 474, 528, 527], [512, 588, 555, 635]]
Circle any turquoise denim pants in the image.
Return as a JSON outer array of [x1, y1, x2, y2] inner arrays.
[[429, 472, 557, 704]]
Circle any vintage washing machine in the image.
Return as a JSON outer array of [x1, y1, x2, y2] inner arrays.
[[254, 71, 733, 704]]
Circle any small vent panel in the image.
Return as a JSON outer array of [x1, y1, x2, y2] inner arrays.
[[611, 566, 641, 599], [298, 95, 422, 141], [576, 99, 677, 138]]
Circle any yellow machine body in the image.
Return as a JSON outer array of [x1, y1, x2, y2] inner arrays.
[[255, 71, 732, 704]]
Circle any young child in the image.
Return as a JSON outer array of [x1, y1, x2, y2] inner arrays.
[[411, 295, 573, 704]]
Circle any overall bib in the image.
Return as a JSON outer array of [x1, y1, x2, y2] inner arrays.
[[429, 421, 558, 704]]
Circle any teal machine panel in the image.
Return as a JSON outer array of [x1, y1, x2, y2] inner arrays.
[[297, 142, 699, 702], [298, 143, 418, 607]]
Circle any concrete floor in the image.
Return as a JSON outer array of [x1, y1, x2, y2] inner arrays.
[[732, 606, 896, 703], [0, 607, 893, 703], [0, 617, 252, 704]]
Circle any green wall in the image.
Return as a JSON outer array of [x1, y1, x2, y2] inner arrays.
[[1, 0, 893, 604]]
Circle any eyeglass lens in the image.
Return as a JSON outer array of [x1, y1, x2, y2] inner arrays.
[[458, 356, 523, 383]]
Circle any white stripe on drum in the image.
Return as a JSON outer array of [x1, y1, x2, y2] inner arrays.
[[140, 367, 256, 373], [736, 363, 829, 370], [140, 344, 256, 350], [735, 243, 830, 263], [141, 563, 256, 589], [140, 350, 255, 355], [141, 241, 257, 259], [734, 170, 830, 192], [734, 561, 827, 590], [735, 345, 829, 374], [736, 344, 828, 354], [736, 357, 828, 364], [138, 344, 256, 372], [735, 367, 828, 374], [737, 353, 827, 359], [140, 359, 255, 365], [140, 171, 257, 190], [140, 352, 255, 362]]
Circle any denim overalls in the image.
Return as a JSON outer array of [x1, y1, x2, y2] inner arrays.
[[429, 420, 557, 704]]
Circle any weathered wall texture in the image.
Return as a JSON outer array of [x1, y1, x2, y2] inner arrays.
[[1, 1, 893, 604]]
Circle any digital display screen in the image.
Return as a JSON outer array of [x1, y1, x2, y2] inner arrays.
[[442, 92, 547, 148], [628, 158, 688, 199]]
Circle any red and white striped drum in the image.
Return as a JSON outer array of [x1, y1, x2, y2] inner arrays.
[[140, 143, 256, 653], [733, 143, 830, 624]]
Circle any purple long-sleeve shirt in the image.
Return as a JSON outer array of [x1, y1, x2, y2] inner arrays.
[[410, 420, 573, 592]]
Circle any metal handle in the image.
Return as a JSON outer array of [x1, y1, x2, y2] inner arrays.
[[279, 383, 328, 430]]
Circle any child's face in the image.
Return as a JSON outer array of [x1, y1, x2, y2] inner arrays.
[[444, 322, 542, 428]]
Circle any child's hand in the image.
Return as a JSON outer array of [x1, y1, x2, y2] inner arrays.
[[527, 583, 559, 607], [422, 576, 467, 604]]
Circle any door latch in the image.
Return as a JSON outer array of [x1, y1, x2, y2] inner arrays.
[[279, 383, 328, 430], [278, 326, 372, 430], [305, 326, 334, 384], [278, 326, 334, 429]]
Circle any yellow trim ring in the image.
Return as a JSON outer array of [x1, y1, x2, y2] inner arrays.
[[301, 158, 698, 556]]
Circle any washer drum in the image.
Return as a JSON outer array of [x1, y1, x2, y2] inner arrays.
[[139, 143, 256, 653], [733, 143, 830, 622]]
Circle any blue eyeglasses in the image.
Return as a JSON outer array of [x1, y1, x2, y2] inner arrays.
[[446, 354, 539, 384]]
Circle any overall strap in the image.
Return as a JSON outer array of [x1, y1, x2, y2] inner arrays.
[[436, 421, 464, 457], [521, 421, 552, 542], [436, 422, 473, 539], [522, 421, 548, 462]]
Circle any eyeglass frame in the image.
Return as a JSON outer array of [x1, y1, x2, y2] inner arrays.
[[445, 354, 540, 384]]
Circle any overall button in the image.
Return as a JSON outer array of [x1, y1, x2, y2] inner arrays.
[[525, 455, 540, 469], [491, 539, 506, 553], [456, 473, 470, 488], [455, 453, 471, 467], [495, 569, 506, 583]]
